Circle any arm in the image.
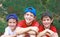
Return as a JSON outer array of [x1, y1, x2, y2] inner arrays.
[[16, 27, 31, 35], [28, 26, 39, 35], [16, 27, 38, 35], [1, 27, 17, 37], [30, 26, 39, 33], [46, 29, 54, 35], [1, 35, 16, 37], [45, 29, 58, 37], [37, 29, 48, 37], [28, 30, 37, 35], [51, 32, 58, 37]]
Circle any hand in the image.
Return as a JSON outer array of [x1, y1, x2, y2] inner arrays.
[[29, 27, 39, 33], [41, 35, 47, 37], [28, 30, 36, 35], [45, 32, 51, 37], [45, 29, 54, 35], [11, 34, 17, 37]]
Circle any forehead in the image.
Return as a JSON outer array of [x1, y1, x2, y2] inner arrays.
[[8, 18, 16, 21], [42, 16, 50, 19], [25, 12, 34, 15]]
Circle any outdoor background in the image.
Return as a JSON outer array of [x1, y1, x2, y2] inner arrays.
[[0, 0, 60, 37]]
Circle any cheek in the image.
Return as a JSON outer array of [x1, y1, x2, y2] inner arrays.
[[31, 17, 34, 19], [42, 21, 51, 23], [13, 23, 17, 26], [46, 19, 52, 24], [8, 23, 17, 26], [30, 17, 35, 21], [42, 21, 46, 24], [24, 16, 29, 19], [42, 21, 51, 26]]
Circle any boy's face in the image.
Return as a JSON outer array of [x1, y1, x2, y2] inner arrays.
[[8, 19, 17, 30], [42, 16, 53, 28], [24, 12, 35, 24]]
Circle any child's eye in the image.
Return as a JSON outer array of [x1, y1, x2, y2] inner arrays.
[[30, 15, 33, 17], [9, 22, 12, 23], [43, 20, 46, 21], [26, 14, 29, 16], [47, 19, 49, 21], [13, 22, 15, 23]]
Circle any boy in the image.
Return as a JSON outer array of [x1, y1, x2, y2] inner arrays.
[[16, 7, 40, 37], [1, 14, 18, 37]]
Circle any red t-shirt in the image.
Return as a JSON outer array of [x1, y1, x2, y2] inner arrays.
[[39, 25, 57, 37], [18, 20, 40, 37], [39, 25, 57, 32], [38, 25, 44, 32], [18, 20, 39, 28]]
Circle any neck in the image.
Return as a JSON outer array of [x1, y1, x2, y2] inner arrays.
[[12, 29, 15, 32], [26, 22, 32, 27], [11, 27, 16, 32], [44, 26, 50, 29]]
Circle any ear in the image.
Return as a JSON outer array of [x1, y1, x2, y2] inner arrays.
[[40, 18, 44, 25], [51, 19, 53, 23], [24, 14, 25, 18], [34, 16, 36, 18], [34, 16, 36, 20]]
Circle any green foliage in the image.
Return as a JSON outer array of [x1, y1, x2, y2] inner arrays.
[[0, 21, 7, 33], [0, 0, 60, 35]]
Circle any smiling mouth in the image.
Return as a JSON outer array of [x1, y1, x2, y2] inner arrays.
[[26, 19, 31, 22], [10, 25, 15, 27]]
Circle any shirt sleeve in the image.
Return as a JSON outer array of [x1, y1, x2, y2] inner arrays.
[[50, 26, 57, 32], [17, 21, 23, 27], [4, 27, 10, 35], [33, 22, 39, 27], [38, 25, 44, 32]]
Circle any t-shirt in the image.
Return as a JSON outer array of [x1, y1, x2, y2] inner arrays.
[[4, 26, 16, 35], [39, 25, 57, 37], [38, 25, 44, 32], [18, 20, 39, 28], [17, 20, 40, 37], [39, 25, 57, 32]]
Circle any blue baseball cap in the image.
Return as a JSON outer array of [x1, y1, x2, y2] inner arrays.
[[24, 7, 36, 16], [6, 14, 18, 21]]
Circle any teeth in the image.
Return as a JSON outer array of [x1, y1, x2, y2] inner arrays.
[[10, 25, 15, 27]]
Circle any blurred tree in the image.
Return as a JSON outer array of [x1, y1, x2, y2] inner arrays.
[[0, 0, 60, 35]]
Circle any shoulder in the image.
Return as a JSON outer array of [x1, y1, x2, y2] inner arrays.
[[50, 25, 57, 32], [18, 20, 26, 27], [4, 26, 10, 35], [32, 20, 39, 27], [39, 25, 44, 32], [18, 20, 25, 24], [5, 26, 10, 30]]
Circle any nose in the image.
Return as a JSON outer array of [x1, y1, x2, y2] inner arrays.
[[45, 20, 48, 23], [27, 15, 31, 18], [11, 23, 14, 25]]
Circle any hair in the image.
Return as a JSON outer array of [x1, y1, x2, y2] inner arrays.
[[41, 11, 53, 25], [41, 11, 53, 20]]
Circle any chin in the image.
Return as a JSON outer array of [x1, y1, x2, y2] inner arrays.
[[26, 21, 31, 23], [11, 27, 16, 30], [45, 25, 49, 28]]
